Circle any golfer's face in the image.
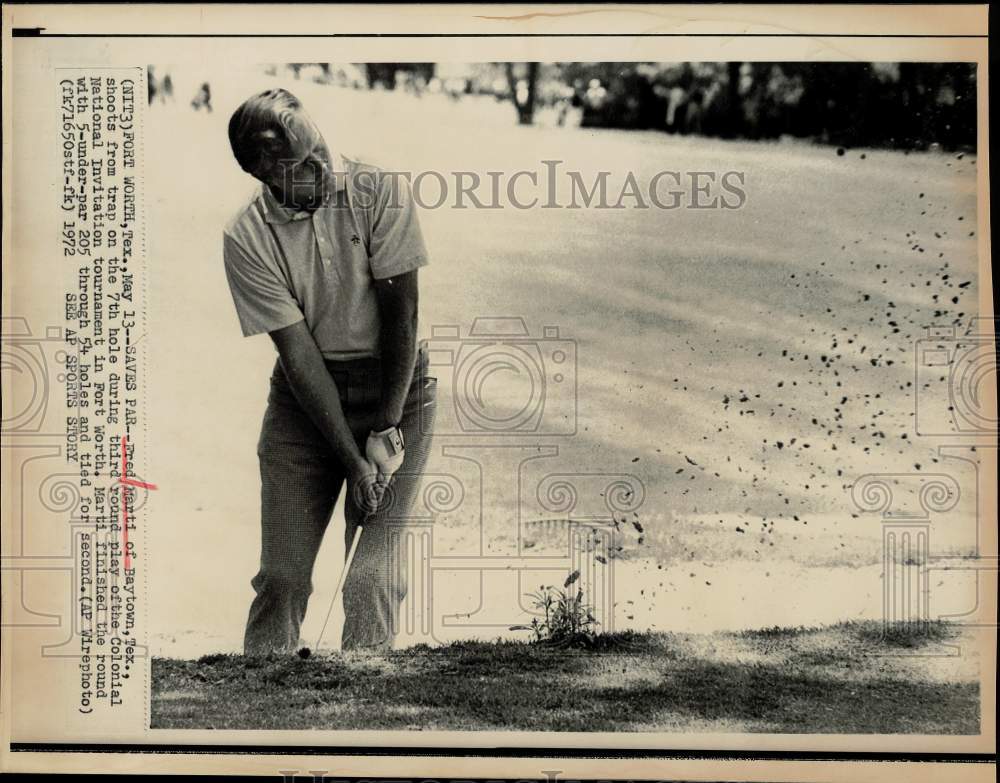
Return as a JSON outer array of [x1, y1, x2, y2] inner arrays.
[[259, 110, 334, 211]]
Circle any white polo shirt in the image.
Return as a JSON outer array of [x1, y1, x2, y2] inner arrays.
[[223, 156, 428, 360]]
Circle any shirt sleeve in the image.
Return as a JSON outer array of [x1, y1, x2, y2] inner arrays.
[[222, 232, 304, 337], [367, 171, 430, 280]]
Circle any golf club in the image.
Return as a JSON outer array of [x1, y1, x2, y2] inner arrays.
[[314, 518, 366, 651], [314, 471, 388, 650]]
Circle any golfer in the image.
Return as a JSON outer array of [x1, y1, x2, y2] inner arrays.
[[222, 88, 436, 654]]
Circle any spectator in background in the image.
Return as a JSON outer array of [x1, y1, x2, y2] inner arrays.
[[147, 65, 158, 105], [684, 88, 704, 135], [191, 82, 213, 113], [161, 72, 174, 103]]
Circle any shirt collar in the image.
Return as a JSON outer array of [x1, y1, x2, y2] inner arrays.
[[259, 153, 348, 225]]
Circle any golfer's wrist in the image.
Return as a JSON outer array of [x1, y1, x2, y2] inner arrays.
[[347, 455, 371, 479], [373, 412, 401, 433]]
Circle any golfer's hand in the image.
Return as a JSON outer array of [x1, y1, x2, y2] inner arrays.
[[349, 458, 384, 514], [365, 425, 405, 484]]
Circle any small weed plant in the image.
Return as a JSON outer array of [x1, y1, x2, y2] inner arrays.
[[510, 570, 600, 648]]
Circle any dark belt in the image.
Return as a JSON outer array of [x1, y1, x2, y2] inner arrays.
[[271, 345, 428, 409], [321, 343, 428, 374]]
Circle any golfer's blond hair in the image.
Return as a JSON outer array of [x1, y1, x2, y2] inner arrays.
[[228, 88, 307, 177]]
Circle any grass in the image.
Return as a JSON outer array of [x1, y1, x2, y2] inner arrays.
[[856, 619, 956, 648], [151, 620, 979, 733]]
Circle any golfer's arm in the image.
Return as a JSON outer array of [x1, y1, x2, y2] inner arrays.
[[373, 270, 419, 431], [269, 319, 367, 475]]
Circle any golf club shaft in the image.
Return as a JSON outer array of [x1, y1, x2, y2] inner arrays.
[[314, 520, 365, 650]]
